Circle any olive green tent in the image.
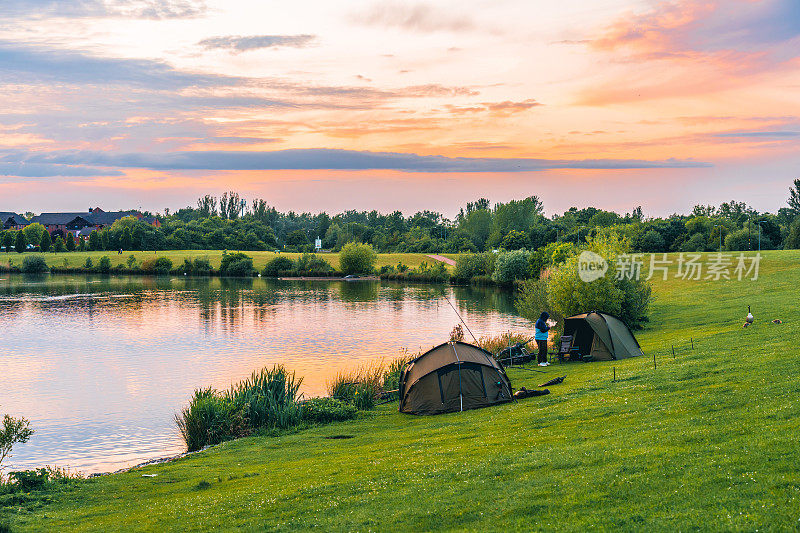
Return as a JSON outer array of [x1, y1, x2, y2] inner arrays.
[[563, 311, 643, 361], [399, 341, 513, 415]]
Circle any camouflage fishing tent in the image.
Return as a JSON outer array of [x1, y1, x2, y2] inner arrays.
[[399, 341, 513, 415], [563, 311, 643, 361]]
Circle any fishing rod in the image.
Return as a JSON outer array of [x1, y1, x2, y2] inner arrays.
[[443, 296, 479, 344]]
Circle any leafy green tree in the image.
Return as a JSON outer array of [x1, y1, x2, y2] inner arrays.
[[1, 414, 33, 470], [788, 178, 800, 216], [339, 242, 377, 274], [66, 232, 76, 251], [785, 216, 800, 249], [637, 229, 665, 253], [3, 231, 13, 252], [500, 230, 529, 250], [39, 230, 52, 253], [78, 237, 86, 251], [15, 230, 25, 253], [517, 234, 651, 329], [89, 230, 101, 251], [121, 227, 133, 250], [53, 236, 66, 253], [23, 223, 46, 247], [492, 249, 532, 283]]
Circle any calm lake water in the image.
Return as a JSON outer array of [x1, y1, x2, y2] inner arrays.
[[1, 274, 529, 474]]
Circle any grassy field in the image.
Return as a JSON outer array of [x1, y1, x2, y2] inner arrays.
[[4, 251, 800, 531], [0, 251, 451, 272]]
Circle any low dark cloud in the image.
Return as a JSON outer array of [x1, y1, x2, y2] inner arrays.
[[0, 41, 233, 89], [0, 161, 123, 178], [0, 0, 206, 19], [14, 148, 712, 174], [198, 35, 316, 53]]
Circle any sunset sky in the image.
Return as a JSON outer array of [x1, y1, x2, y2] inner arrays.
[[1, 0, 798, 217]]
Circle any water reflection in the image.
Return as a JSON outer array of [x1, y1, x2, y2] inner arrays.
[[1, 274, 530, 474]]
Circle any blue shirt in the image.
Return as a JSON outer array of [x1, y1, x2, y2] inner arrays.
[[534, 318, 550, 341]]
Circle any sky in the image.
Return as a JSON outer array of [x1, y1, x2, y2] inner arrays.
[[0, 0, 798, 217]]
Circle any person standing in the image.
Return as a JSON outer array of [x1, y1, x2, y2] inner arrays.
[[535, 312, 551, 366]]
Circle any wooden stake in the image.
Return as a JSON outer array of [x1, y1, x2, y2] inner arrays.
[[613, 367, 616, 382], [672, 345, 675, 358], [691, 338, 694, 349], [653, 352, 657, 370]]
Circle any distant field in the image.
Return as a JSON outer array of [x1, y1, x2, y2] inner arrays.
[[0, 250, 454, 271]]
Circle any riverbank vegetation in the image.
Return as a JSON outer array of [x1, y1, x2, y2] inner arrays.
[[4, 181, 800, 258], [3, 250, 800, 530]]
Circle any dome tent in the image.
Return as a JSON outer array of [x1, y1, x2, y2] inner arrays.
[[399, 341, 513, 415], [563, 311, 643, 361]]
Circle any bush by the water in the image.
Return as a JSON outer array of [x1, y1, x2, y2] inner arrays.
[[517, 233, 652, 329], [141, 257, 173, 274], [294, 253, 333, 273], [453, 253, 494, 281], [492, 249, 531, 284], [175, 365, 302, 452], [219, 251, 254, 277], [338, 242, 377, 275], [299, 398, 357, 424], [263, 256, 294, 276], [97, 256, 112, 274], [21, 255, 48, 273]]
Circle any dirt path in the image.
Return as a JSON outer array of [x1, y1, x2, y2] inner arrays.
[[426, 254, 456, 266]]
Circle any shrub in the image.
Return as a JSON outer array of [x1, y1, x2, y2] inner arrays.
[[21, 255, 48, 274], [141, 257, 172, 275], [174, 388, 235, 452], [327, 363, 383, 409], [53, 236, 66, 253], [492, 249, 531, 284], [39, 231, 51, 253], [263, 256, 294, 276], [83, 257, 93, 269], [338, 243, 377, 274], [725, 228, 773, 251], [225, 365, 302, 430], [192, 258, 212, 275], [97, 256, 112, 274], [295, 253, 333, 273], [300, 398, 357, 424], [220, 251, 254, 277], [477, 331, 535, 356], [453, 253, 494, 280], [517, 233, 651, 329], [181, 258, 193, 275], [126, 255, 138, 269]]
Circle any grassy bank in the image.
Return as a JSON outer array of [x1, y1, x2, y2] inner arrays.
[[3, 251, 800, 531], [0, 251, 452, 273]]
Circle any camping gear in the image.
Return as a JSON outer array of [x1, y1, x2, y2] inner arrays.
[[496, 339, 533, 366], [746, 305, 754, 324], [399, 341, 513, 415], [539, 376, 566, 387], [513, 387, 550, 399], [557, 335, 574, 362], [562, 311, 644, 361]]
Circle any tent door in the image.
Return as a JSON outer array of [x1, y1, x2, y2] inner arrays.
[[590, 334, 613, 361]]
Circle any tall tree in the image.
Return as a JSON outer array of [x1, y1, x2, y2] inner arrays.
[[39, 230, 52, 252], [789, 178, 800, 215], [197, 195, 217, 218], [66, 231, 76, 251], [15, 230, 25, 253]]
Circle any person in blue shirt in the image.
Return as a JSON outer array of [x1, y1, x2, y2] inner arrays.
[[534, 312, 551, 366]]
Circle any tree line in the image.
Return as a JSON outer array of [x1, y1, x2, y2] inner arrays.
[[3, 180, 800, 254]]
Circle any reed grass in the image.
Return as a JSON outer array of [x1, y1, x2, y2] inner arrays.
[[477, 331, 534, 357]]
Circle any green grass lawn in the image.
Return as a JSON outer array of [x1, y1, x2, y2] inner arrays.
[[0, 251, 451, 272], [4, 251, 800, 531]]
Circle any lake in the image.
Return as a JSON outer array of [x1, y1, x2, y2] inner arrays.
[[1, 274, 530, 474]]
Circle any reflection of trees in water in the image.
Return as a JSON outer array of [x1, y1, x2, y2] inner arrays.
[[338, 281, 380, 303], [451, 285, 518, 316]]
